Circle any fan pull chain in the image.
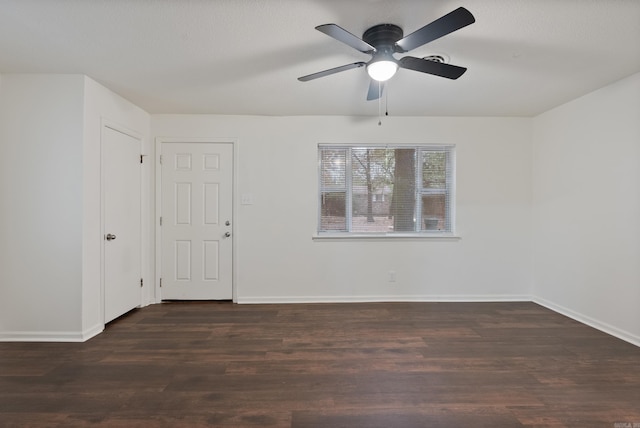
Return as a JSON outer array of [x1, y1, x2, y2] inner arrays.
[[378, 82, 382, 126], [377, 81, 389, 126], [385, 82, 389, 117]]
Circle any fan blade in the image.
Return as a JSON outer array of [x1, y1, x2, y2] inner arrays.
[[316, 24, 376, 53], [298, 62, 366, 82], [395, 7, 475, 52], [367, 80, 385, 101], [399, 56, 467, 79]]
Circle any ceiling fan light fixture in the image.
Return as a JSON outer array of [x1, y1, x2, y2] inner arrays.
[[299, 7, 476, 97], [367, 59, 398, 82]]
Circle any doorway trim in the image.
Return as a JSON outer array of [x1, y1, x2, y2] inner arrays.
[[154, 137, 238, 303]]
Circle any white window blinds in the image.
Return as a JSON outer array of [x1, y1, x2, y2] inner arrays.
[[319, 145, 455, 234]]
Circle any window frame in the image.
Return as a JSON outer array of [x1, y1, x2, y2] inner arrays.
[[316, 143, 457, 239]]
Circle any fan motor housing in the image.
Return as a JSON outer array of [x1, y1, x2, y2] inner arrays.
[[362, 24, 404, 51]]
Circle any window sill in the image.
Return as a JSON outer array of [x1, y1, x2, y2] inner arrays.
[[312, 233, 461, 241]]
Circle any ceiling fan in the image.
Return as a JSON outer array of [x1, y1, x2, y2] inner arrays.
[[298, 7, 475, 100]]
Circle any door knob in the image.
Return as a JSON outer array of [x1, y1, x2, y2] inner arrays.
[[106, 233, 116, 241], [224, 232, 231, 238]]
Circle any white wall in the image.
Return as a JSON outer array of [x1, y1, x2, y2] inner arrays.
[[82, 77, 151, 336], [532, 72, 640, 346], [153, 115, 533, 303], [0, 75, 85, 339], [3, 71, 637, 345], [0, 74, 151, 341]]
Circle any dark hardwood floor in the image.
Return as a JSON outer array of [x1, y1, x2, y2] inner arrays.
[[1, 301, 639, 427]]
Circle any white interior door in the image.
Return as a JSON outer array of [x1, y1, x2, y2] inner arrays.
[[160, 142, 233, 300], [103, 126, 141, 323]]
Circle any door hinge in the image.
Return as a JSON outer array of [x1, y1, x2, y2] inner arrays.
[[140, 154, 144, 164], [159, 216, 163, 226], [159, 155, 163, 165], [140, 278, 144, 287], [159, 278, 163, 288]]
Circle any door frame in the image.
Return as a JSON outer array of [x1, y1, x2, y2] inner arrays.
[[101, 120, 144, 323], [154, 137, 238, 303]]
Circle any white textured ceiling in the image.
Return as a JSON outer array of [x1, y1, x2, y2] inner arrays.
[[1, 0, 639, 117]]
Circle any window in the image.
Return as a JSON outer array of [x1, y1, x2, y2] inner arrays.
[[319, 145, 455, 235]]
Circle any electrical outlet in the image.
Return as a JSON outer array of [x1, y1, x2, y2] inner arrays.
[[241, 193, 253, 205], [388, 270, 396, 283]]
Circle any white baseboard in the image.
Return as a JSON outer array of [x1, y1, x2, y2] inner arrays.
[[81, 323, 104, 342], [5, 297, 635, 348], [237, 294, 532, 304], [533, 296, 640, 347], [0, 324, 104, 343], [0, 331, 88, 342], [238, 295, 639, 348]]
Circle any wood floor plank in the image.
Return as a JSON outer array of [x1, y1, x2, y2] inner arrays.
[[291, 408, 525, 428], [1, 301, 639, 427]]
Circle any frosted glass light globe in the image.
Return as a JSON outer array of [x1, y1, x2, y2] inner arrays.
[[367, 60, 398, 82]]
